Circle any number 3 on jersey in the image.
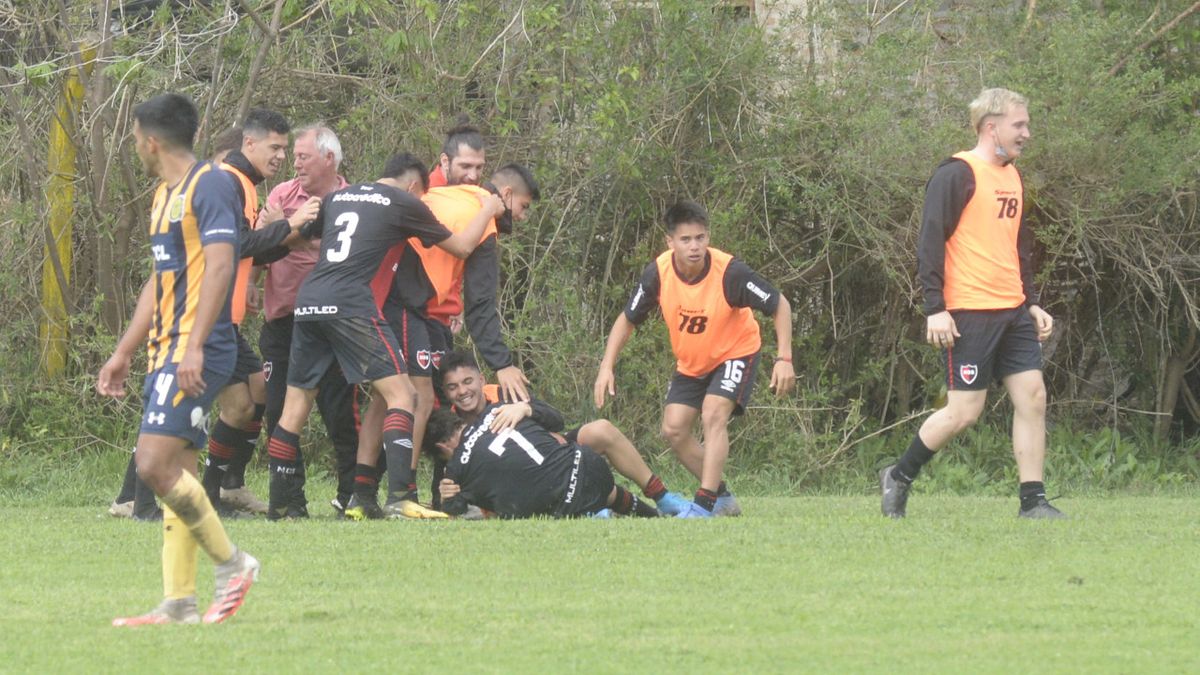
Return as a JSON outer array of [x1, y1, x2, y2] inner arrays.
[[326, 212, 358, 262]]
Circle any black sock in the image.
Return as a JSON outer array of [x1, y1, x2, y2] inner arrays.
[[642, 474, 667, 501], [224, 404, 265, 490], [694, 488, 718, 512], [132, 450, 158, 519], [1019, 481, 1046, 510], [267, 426, 303, 515], [610, 487, 659, 518], [717, 481, 731, 497], [202, 420, 240, 506], [115, 452, 137, 503], [892, 435, 936, 483], [382, 409, 416, 502], [354, 463, 380, 501]]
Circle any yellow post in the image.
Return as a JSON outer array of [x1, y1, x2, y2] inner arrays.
[[39, 46, 93, 378]]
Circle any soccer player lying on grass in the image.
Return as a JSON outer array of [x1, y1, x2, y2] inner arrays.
[[262, 152, 504, 520], [594, 200, 795, 518], [427, 404, 660, 520], [427, 351, 686, 517], [97, 93, 259, 625]]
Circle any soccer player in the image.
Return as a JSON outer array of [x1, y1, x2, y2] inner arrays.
[[427, 122, 487, 188], [879, 88, 1065, 520], [594, 200, 795, 518], [427, 399, 660, 520], [98, 93, 258, 625], [435, 351, 690, 515], [345, 162, 540, 518], [254, 124, 362, 514], [201, 109, 320, 516], [263, 152, 505, 520]]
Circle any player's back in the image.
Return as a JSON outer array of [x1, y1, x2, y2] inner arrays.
[[450, 404, 577, 518], [294, 182, 449, 320]]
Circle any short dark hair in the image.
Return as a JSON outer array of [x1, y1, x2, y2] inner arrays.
[[210, 126, 243, 159], [242, 108, 290, 138], [381, 152, 429, 191], [439, 350, 481, 377], [442, 122, 485, 160], [491, 163, 540, 201], [424, 408, 466, 456], [133, 93, 199, 151], [665, 200, 709, 233]]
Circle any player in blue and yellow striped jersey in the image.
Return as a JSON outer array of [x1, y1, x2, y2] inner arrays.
[[97, 93, 260, 626]]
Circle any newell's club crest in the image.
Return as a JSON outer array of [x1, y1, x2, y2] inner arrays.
[[262, 361, 273, 382], [959, 364, 979, 385], [416, 350, 432, 371]]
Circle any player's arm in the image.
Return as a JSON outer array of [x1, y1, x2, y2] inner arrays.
[[432, 194, 506, 258], [177, 171, 241, 397], [594, 262, 659, 409], [918, 159, 972, 348], [462, 236, 529, 402], [488, 398, 564, 433], [723, 260, 794, 396], [441, 456, 471, 515], [96, 277, 156, 397], [1017, 211, 1053, 341], [250, 197, 322, 264]]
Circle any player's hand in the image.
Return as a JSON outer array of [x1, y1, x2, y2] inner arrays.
[[926, 311, 960, 349], [1029, 305, 1053, 342], [177, 347, 207, 398], [258, 204, 284, 227], [288, 196, 321, 229], [97, 352, 132, 398], [770, 359, 795, 397], [245, 283, 262, 313], [496, 365, 530, 403], [593, 366, 616, 409], [449, 313, 464, 335], [490, 403, 532, 432], [481, 193, 506, 219], [439, 478, 461, 502]]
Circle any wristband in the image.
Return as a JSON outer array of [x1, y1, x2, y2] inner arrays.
[[775, 356, 792, 363]]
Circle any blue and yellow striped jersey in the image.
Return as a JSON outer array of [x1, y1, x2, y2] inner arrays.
[[145, 161, 241, 372]]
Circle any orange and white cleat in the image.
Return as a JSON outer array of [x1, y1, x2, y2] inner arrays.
[[202, 550, 260, 624], [112, 598, 200, 626]]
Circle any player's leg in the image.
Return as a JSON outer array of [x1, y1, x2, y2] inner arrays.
[[674, 394, 736, 518], [203, 380, 255, 511], [346, 394, 387, 519], [881, 310, 998, 518], [211, 327, 268, 514], [371, 373, 446, 518], [315, 363, 361, 513], [575, 420, 688, 515], [266, 385, 317, 519], [660, 403, 704, 478], [220, 370, 268, 513], [109, 450, 138, 518]]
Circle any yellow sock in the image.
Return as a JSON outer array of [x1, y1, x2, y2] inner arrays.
[[161, 505, 198, 600], [161, 471, 235, 564]]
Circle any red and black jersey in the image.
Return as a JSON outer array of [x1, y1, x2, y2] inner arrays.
[[625, 247, 778, 377], [294, 183, 451, 321], [917, 151, 1036, 315]]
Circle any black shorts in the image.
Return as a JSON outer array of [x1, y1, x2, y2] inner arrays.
[[258, 315, 294, 363], [287, 315, 407, 389], [665, 353, 760, 415], [945, 307, 1042, 391], [554, 445, 614, 518], [228, 325, 263, 384], [383, 302, 453, 378]]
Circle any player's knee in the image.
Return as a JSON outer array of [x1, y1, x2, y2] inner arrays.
[[949, 407, 983, 433], [700, 410, 731, 434], [660, 421, 687, 445], [583, 419, 616, 443], [1017, 382, 1047, 416], [222, 399, 256, 427]]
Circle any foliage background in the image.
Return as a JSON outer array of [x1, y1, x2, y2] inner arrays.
[[1, 0, 1198, 501]]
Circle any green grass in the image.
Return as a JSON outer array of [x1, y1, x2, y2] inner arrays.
[[2, 495, 1198, 673]]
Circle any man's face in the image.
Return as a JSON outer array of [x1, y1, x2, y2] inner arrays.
[[243, 130, 288, 179], [131, 120, 159, 176], [442, 145, 486, 186], [501, 185, 533, 223], [435, 425, 465, 462], [293, 131, 336, 194], [989, 104, 1031, 160], [442, 366, 486, 416], [665, 222, 710, 267]]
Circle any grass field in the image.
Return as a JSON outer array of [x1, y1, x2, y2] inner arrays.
[[2, 494, 1198, 673]]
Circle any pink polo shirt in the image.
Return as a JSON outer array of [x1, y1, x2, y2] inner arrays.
[[261, 175, 348, 321]]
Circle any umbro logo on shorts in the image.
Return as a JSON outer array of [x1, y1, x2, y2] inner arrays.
[[959, 364, 978, 385]]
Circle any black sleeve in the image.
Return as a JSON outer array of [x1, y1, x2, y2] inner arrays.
[[298, 197, 328, 239], [1017, 214, 1038, 307], [722, 259, 781, 315], [622, 262, 660, 325], [917, 158, 974, 316], [397, 195, 452, 247], [442, 452, 471, 515], [240, 218, 291, 261], [527, 398, 565, 433], [463, 236, 514, 370]]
